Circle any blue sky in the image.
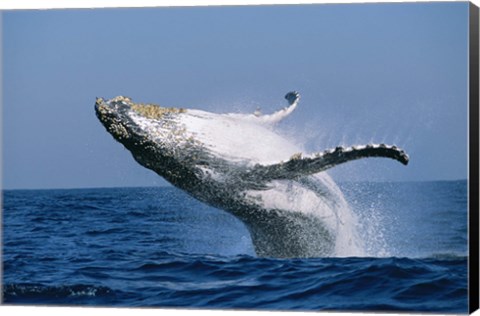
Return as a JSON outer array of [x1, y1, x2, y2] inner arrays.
[[2, 2, 469, 189]]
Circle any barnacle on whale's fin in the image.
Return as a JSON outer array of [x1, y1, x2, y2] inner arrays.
[[246, 144, 409, 181]]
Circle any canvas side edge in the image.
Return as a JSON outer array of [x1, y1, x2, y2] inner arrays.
[[469, 1, 480, 314]]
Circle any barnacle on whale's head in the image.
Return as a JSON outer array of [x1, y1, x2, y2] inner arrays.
[[131, 103, 186, 120]]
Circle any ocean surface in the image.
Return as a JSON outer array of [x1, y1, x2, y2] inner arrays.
[[2, 180, 468, 312]]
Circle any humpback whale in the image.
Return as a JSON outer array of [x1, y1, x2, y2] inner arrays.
[[95, 92, 409, 258]]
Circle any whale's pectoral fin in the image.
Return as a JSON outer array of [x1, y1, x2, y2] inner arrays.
[[247, 144, 409, 182], [256, 91, 300, 125]]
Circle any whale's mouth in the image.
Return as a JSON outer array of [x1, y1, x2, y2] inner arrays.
[[95, 97, 135, 142], [95, 96, 136, 121]]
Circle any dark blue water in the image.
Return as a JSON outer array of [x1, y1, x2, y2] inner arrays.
[[2, 181, 468, 312]]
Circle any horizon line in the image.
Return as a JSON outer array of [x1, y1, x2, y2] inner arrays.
[[1, 178, 469, 192]]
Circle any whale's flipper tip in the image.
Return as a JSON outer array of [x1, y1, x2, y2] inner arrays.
[[400, 153, 410, 165], [285, 91, 300, 105]]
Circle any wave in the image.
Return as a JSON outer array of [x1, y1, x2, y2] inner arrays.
[[3, 283, 116, 304], [2, 254, 467, 312], [420, 253, 468, 261]]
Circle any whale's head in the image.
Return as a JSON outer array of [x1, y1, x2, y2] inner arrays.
[[96, 96, 195, 149], [95, 96, 198, 184], [95, 96, 185, 144]]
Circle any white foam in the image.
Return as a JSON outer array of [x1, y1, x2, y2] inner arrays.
[[180, 110, 299, 165]]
